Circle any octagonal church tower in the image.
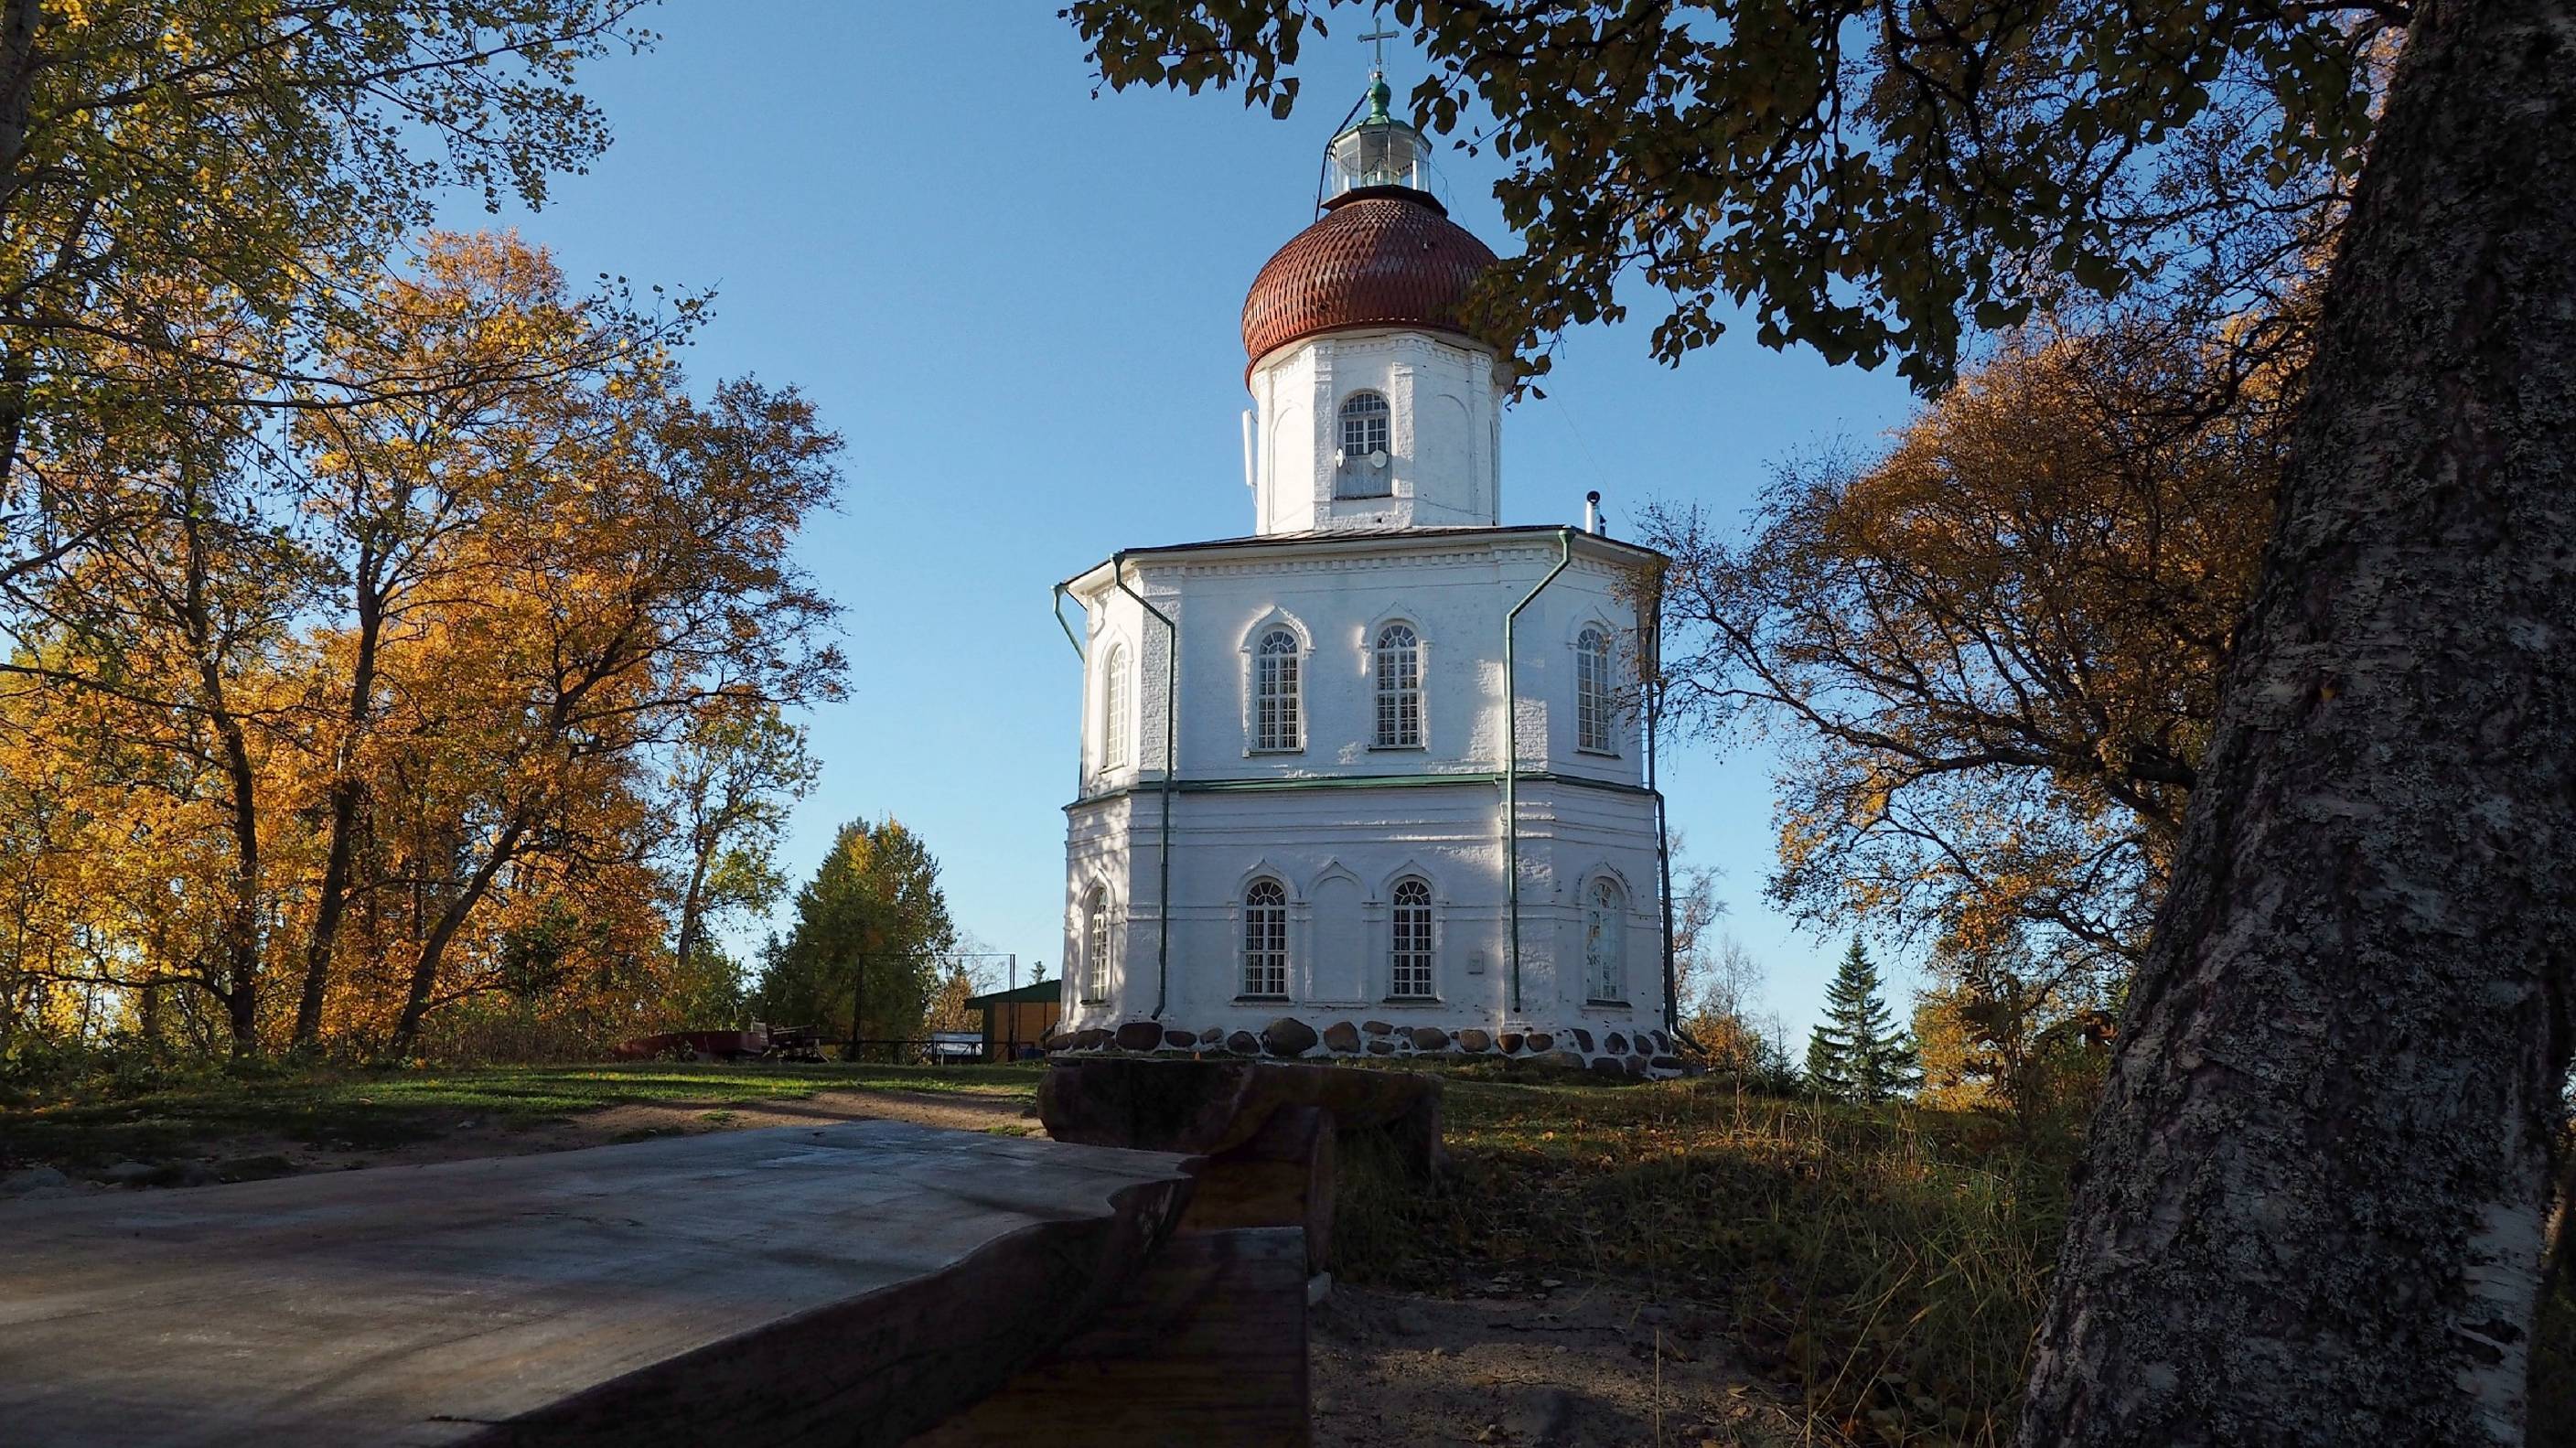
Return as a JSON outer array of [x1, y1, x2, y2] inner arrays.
[[1055, 71, 1676, 1076]]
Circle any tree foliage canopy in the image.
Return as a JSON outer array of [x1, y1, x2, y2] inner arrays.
[[1, 232, 843, 1061], [1065, 0, 2375, 391], [1642, 300, 2294, 981], [0, 0, 652, 427], [755, 819, 960, 1046]]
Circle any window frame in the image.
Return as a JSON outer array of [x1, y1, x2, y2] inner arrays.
[[1575, 625, 1619, 756], [1582, 875, 1628, 1004], [1336, 391, 1392, 499], [1337, 390, 1390, 456], [1100, 643, 1130, 771], [1371, 622, 1424, 750], [1251, 627, 1304, 753], [1240, 878, 1290, 999], [1082, 887, 1111, 1004], [1388, 876, 1435, 1000]]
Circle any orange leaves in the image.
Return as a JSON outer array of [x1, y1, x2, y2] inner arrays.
[[1646, 297, 2304, 984], [1, 230, 840, 1060]]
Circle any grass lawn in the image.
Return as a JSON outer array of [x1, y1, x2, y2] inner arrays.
[[0, 1060, 1046, 1166]]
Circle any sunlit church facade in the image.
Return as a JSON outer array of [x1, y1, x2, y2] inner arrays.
[[1054, 73, 1676, 1075]]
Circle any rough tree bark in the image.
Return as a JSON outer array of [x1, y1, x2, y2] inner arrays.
[[177, 485, 266, 1059], [293, 531, 385, 1049], [386, 809, 531, 1058], [2017, 1, 2575, 1443]]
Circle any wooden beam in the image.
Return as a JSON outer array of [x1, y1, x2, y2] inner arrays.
[[906, 1227, 1310, 1447]]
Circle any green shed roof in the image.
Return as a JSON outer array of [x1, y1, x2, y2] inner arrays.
[[965, 979, 1061, 1007]]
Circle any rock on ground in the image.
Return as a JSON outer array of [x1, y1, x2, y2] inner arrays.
[[1, 1165, 72, 1197]]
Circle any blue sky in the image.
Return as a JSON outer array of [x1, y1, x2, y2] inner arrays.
[[448, 3, 1922, 1039]]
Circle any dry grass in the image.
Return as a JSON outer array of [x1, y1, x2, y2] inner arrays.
[[1337, 1076, 2068, 1446], [1342, 1074, 2576, 1446]]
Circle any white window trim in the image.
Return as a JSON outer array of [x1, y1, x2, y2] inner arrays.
[[1100, 642, 1131, 771], [1573, 622, 1622, 757], [1368, 619, 1426, 751], [1386, 875, 1437, 1002], [1580, 872, 1631, 1004], [1081, 886, 1113, 1005], [1240, 612, 1313, 756], [1336, 390, 1393, 499], [1240, 877, 1292, 1000]]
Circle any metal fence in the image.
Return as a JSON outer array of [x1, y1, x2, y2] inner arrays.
[[830, 1037, 992, 1067]]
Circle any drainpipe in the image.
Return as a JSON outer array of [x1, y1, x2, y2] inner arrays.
[[1110, 552, 1177, 1022], [1052, 584, 1088, 807], [1645, 576, 1678, 1037], [1050, 582, 1086, 660], [1502, 529, 1576, 1018]]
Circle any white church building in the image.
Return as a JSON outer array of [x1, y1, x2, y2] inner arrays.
[[1051, 73, 1678, 1076]]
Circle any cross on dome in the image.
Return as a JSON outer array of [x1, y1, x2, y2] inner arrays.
[[1323, 44, 1428, 200]]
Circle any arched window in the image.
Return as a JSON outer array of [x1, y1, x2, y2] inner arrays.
[[1254, 628, 1302, 751], [1583, 876, 1627, 1003], [1576, 626, 1616, 753], [1338, 391, 1390, 458], [1083, 887, 1111, 1003], [1241, 879, 1289, 997], [1336, 391, 1392, 499], [1100, 644, 1130, 769], [1373, 623, 1422, 748], [1389, 877, 1434, 999]]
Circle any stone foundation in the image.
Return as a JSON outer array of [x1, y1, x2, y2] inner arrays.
[[1043, 1015, 1681, 1079]]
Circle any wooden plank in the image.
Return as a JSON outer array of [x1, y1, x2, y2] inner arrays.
[[906, 1227, 1310, 1447], [1175, 1101, 1337, 1273], [1039, 1057, 1445, 1174], [0, 1119, 1193, 1448]]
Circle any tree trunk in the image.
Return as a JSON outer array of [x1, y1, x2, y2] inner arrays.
[[0, 0, 39, 498], [386, 810, 530, 1058], [293, 538, 384, 1049], [0, 0, 38, 203], [672, 828, 714, 986], [2016, 2, 2576, 1443], [178, 494, 264, 1060], [215, 711, 262, 1058]]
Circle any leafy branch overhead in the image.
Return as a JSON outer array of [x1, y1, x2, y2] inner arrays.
[[1065, 0, 2379, 391]]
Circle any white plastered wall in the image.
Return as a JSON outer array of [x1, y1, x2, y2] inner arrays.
[[1247, 328, 1505, 535], [1058, 532, 1669, 1052]]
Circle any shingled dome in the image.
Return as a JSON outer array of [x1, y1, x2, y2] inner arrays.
[[1240, 187, 1499, 372]]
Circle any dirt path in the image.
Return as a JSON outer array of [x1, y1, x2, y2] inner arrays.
[[1312, 1275, 1802, 1447], [293, 1087, 1037, 1172]]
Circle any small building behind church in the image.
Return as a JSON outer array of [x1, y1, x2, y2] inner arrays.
[[1054, 70, 1677, 1076], [965, 978, 1063, 1063]]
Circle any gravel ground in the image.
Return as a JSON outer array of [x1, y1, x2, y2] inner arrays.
[[1311, 1272, 1804, 1447]]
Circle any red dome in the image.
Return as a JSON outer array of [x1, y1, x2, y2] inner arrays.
[[1240, 188, 1499, 372]]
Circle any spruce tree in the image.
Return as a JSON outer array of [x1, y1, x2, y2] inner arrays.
[[1807, 939, 1917, 1104], [1804, 1022, 1854, 1100]]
